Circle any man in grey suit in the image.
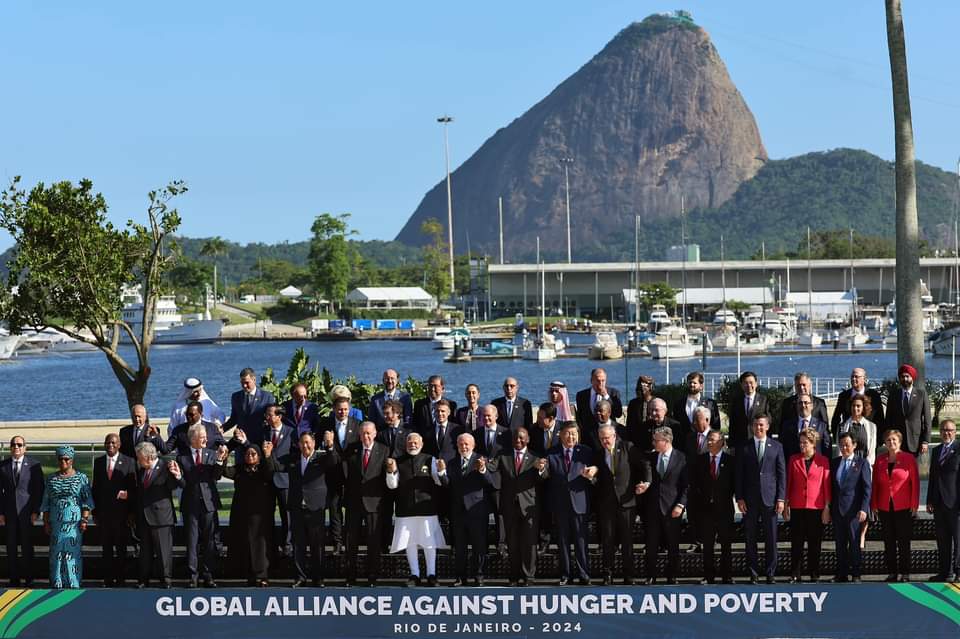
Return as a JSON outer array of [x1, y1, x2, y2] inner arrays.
[[884, 364, 930, 456], [926, 419, 959, 581], [134, 442, 183, 588], [0, 436, 43, 587], [367, 369, 413, 429], [735, 415, 786, 584]]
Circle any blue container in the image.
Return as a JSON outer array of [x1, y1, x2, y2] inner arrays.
[[376, 319, 397, 330], [352, 319, 374, 330], [328, 319, 345, 329], [398, 320, 415, 330]]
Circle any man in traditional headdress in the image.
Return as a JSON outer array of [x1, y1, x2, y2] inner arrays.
[[168, 377, 226, 437]]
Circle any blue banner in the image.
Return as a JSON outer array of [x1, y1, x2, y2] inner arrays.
[[0, 584, 957, 638]]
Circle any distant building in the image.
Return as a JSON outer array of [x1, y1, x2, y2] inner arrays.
[[665, 244, 700, 262], [344, 287, 436, 311]]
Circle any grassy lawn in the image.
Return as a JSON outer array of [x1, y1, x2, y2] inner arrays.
[[212, 308, 257, 325]]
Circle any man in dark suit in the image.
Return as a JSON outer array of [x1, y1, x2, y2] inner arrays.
[[926, 419, 959, 581], [679, 406, 715, 458], [0, 436, 43, 586], [133, 442, 183, 588], [727, 371, 768, 451], [421, 399, 463, 462], [830, 367, 885, 438], [884, 364, 931, 456], [441, 432, 496, 585], [586, 399, 626, 452], [735, 415, 786, 584], [176, 423, 226, 588], [165, 401, 228, 456], [342, 422, 390, 586], [474, 404, 511, 554], [223, 367, 276, 444], [672, 371, 721, 438], [594, 424, 650, 585], [529, 403, 559, 554], [319, 395, 361, 554], [778, 372, 829, 437], [630, 398, 680, 453], [575, 368, 622, 440], [92, 433, 136, 586], [119, 404, 165, 459], [282, 430, 339, 586], [456, 384, 482, 431], [367, 369, 413, 429], [491, 427, 548, 586], [546, 422, 596, 585], [780, 393, 832, 461], [641, 426, 689, 584], [830, 432, 872, 583], [491, 377, 534, 432], [374, 399, 412, 550], [261, 404, 295, 557], [412, 375, 457, 434], [692, 431, 736, 584], [282, 382, 320, 436]]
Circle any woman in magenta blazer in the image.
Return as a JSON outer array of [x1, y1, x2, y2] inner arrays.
[[870, 429, 920, 582], [784, 428, 831, 582]]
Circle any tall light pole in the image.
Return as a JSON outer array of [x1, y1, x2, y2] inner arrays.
[[560, 157, 574, 263], [438, 115, 455, 294]]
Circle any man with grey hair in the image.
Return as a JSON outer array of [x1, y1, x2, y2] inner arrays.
[[474, 403, 510, 555], [634, 397, 680, 453], [134, 442, 183, 589], [779, 372, 828, 436], [177, 423, 227, 587], [642, 426, 688, 584], [440, 432, 495, 585]]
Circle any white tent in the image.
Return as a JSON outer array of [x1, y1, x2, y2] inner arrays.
[[344, 287, 436, 310], [279, 285, 302, 298]]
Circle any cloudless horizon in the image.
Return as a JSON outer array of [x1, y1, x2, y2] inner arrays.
[[1, 1, 958, 253]]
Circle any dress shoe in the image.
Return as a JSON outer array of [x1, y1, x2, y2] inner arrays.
[[787, 575, 800, 584], [292, 579, 308, 588], [257, 580, 270, 588], [537, 541, 550, 555], [187, 579, 199, 589], [333, 542, 344, 556], [765, 576, 776, 585], [452, 578, 466, 587], [927, 574, 946, 582], [475, 577, 485, 587], [623, 578, 635, 586], [578, 578, 590, 587], [899, 574, 911, 582], [312, 579, 324, 587], [558, 577, 570, 586], [406, 575, 420, 587], [602, 575, 613, 586], [136, 582, 148, 589], [517, 578, 528, 587], [699, 578, 713, 585], [162, 582, 173, 589], [368, 579, 378, 588], [509, 579, 519, 587], [851, 577, 862, 583], [666, 577, 678, 585], [426, 575, 437, 587], [345, 579, 356, 588], [642, 577, 655, 586], [686, 543, 702, 554], [884, 574, 899, 582], [833, 576, 848, 584], [749, 576, 759, 585], [204, 579, 218, 588]]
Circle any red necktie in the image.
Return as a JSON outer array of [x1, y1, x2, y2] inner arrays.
[[515, 452, 523, 474], [107, 457, 114, 480], [144, 468, 153, 487], [272, 430, 279, 447], [363, 448, 370, 470], [195, 450, 202, 466], [711, 455, 718, 481]]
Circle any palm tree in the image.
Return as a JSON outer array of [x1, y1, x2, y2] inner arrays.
[[885, 0, 924, 380], [200, 236, 228, 312]]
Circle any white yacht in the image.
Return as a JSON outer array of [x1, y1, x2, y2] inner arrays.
[[712, 308, 740, 327], [798, 330, 823, 347], [0, 333, 22, 360], [587, 330, 623, 360], [647, 304, 671, 333], [647, 324, 697, 359], [432, 326, 470, 350], [120, 287, 223, 344]]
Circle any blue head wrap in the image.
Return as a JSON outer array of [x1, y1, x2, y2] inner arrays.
[[56, 445, 75, 460]]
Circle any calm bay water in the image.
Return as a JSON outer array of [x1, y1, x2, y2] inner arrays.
[[0, 336, 955, 421]]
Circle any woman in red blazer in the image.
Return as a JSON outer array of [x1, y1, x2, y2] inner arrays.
[[870, 429, 920, 582], [784, 428, 831, 582]]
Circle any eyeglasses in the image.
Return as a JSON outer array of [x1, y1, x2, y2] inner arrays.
[[9, 443, 24, 448], [58, 457, 72, 462]]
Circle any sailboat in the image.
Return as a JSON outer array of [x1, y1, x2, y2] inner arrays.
[[522, 259, 556, 361], [797, 227, 823, 347]]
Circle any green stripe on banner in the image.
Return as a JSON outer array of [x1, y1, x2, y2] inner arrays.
[[889, 584, 960, 626], [4, 590, 84, 639], [918, 583, 960, 614], [0, 591, 48, 639]]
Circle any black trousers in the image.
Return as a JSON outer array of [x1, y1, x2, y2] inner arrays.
[[644, 510, 681, 579], [345, 508, 382, 581], [555, 510, 589, 580], [272, 486, 291, 552], [138, 523, 173, 584], [743, 503, 779, 578], [504, 505, 538, 580], [879, 509, 912, 575], [789, 508, 824, 578], [98, 515, 130, 584], [291, 506, 326, 581], [699, 505, 733, 581], [599, 506, 635, 578], [833, 511, 863, 579], [933, 506, 960, 577], [4, 513, 34, 584], [451, 511, 489, 579], [184, 508, 217, 580], [327, 482, 345, 545]]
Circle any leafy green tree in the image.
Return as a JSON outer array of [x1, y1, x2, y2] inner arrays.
[[164, 256, 212, 305], [421, 218, 450, 308], [200, 236, 227, 305], [0, 177, 186, 407], [636, 282, 678, 313], [309, 213, 354, 310]]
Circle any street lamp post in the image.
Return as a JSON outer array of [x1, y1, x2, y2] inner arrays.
[[560, 157, 574, 263], [438, 115, 455, 294]]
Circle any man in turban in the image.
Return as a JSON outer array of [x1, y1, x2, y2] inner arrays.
[[884, 364, 930, 457]]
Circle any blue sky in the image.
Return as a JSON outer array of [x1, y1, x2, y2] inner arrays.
[[1, 1, 957, 251]]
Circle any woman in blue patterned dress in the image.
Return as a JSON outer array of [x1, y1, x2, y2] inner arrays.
[[40, 445, 94, 588]]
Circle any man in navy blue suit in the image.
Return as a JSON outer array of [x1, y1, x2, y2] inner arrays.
[[282, 383, 319, 437], [546, 421, 596, 585], [175, 424, 226, 588], [367, 369, 413, 429], [641, 426, 688, 585], [223, 367, 276, 445], [0, 435, 44, 587], [830, 432, 872, 583], [735, 414, 786, 584], [926, 419, 959, 582], [779, 393, 831, 461], [262, 403, 296, 557]]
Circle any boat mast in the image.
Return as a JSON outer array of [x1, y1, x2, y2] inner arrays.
[[681, 195, 687, 327], [634, 215, 640, 327], [720, 234, 727, 314], [849, 227, 856, 325], [807, 227, 813, 333]]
